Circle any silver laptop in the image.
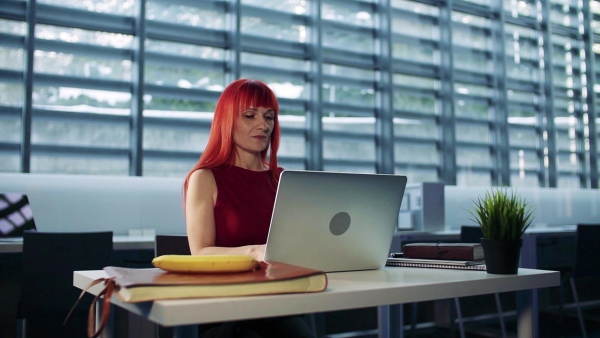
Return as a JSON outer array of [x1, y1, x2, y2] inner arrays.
[[0, 193, 37, 241], [264, 170, 407, 272]]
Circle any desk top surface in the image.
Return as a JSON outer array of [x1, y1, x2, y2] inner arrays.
[[74, 267, 560, 327], [0, 235, 155, 253]]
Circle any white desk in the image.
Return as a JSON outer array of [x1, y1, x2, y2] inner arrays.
[[0, 235, 155, 253], [74, 267, 560, 338]]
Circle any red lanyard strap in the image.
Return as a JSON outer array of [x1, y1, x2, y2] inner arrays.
[[64, 277, 116, 338]]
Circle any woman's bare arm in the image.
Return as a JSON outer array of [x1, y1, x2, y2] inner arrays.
[[185, 169, 265, 260]]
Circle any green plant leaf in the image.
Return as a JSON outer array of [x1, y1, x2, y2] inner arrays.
[[467, 188, 534, 240]]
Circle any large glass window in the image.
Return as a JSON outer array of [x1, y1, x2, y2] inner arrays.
[[319, 0, 378, 172], [391, 1, 441, 183], [505, 23, 543, 187], [0, 0, 598, 189], [0, 18, 26, 172]]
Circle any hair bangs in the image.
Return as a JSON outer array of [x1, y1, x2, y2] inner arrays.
[[236, 80, 279, 115]]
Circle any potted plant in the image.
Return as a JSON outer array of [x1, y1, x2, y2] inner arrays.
[[469, 187, 534, 274]]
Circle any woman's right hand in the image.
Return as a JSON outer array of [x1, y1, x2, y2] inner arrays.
[[251, 244, 266, 261]]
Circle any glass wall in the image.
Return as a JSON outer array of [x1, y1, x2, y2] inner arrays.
[[0, 0, 598, 188]]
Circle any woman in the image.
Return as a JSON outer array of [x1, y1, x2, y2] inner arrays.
[[183, 79, 315, 338]]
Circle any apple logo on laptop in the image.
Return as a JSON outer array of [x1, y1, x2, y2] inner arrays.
[[329, 212, 351, 235]]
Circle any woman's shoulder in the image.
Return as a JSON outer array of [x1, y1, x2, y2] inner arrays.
[[188, 168, 216, 187]]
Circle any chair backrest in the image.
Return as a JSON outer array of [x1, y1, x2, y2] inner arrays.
[[573, 224, 600, 277], [20, 231, 113, 314], [153, 236, 190, 338], [155, 235, 191, 256], [460, 226, 484, 243], [20, 231, 113, 336]]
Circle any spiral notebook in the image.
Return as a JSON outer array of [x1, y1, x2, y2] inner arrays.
[[386, 257, 486, 271]]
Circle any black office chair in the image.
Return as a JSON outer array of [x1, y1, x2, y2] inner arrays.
[[560, 224, 600, 338], [453, 226, 506, 338], [17, 231, 113, 338], [459, 225, 484, 245], [155, 234, 191, 256], [154, 235, 191, 338]]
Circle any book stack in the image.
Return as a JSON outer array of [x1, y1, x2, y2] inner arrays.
[[67, 261, 328, 338], [386, 242, 486, 271], [105, 261, 328, 303]]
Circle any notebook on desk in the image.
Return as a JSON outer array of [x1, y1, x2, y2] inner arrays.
[[0, 193, 37, 241], [264, 170, 408, 272]]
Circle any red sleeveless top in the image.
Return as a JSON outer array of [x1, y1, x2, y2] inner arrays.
[[211, 166, 283, 247]]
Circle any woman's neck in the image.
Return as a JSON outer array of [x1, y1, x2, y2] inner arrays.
[[234, 153, 266, 171]]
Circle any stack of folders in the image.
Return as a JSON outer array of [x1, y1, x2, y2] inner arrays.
[[386, 242, 486, 271]]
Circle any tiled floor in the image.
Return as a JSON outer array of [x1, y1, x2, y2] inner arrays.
[[322, 313, 600, 338], [538, 310, 600, 338]]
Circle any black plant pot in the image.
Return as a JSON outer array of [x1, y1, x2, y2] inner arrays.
[[480, 238, 522, 274]]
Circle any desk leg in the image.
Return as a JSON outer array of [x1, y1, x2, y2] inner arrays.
[[378, 305, 390, 338], [95, 299, 114, 338], [173, 325, 198, 338], [378, 304, 403, 338], [519, 234, 539, 338], [391, 304, 404, 338], [517, 288, 538, 338]]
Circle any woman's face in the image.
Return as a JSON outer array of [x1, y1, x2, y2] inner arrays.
[[233, 106, 275, 155]]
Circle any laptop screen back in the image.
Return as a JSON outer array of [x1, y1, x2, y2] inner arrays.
[[264, 170, 407, 272], [0, 193, 37, 237]]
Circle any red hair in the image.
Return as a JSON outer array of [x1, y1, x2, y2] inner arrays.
[[183, 79, 281, 198]]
